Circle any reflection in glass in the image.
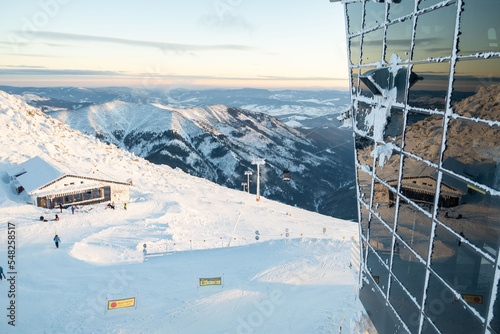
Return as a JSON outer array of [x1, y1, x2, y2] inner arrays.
[[388, 0, 415, 22], [364, 0, 386, 30], [491, 279, 500, 333], [361, 29, 384, 64], [437, 173, 500, 255], [351, 68, 359, 95], [391, 238, 427, 305], [452, 58, 500, 122], [359, 67, 376, 98], [385, 19, 413, 63], [400, 155, 438, 214], [458, 0, 500, 56], [421, 317, 440, 334], [367, 247, 390, 296], [350, 36, 361, 66], [355, 102, 374, 135], [372, 182, 396, 227], [356, 134, 375, 206], [389, 277, 421, 333], [413, 3, 457, 60], [369, 216, 393, 266], [443, 118, 500, 191], [404, 111, 443, 163], [346, 1, 363, 35], [425, 273, 485, 333], [408, 61, 450, 110], [396, 198, 432, 260], [431, 224, 496, 318], [375, 149, 401, 182], [418, 0, 449, 10], [384, 108, 404, 147]]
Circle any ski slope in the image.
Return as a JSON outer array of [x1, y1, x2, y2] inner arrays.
[[0, 91, 369, 333]]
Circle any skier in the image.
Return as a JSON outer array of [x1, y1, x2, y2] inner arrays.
[[53, 234, 61, 248], [0, 266, 6, 280], [124, 203, 127, 210], [59, 203, 63, 213], [71, 205, 75, 214]]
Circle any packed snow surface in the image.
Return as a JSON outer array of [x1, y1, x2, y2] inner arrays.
[[0, 91, 364, 333]]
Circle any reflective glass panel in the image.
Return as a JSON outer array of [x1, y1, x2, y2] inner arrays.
[[360, 202, 371, 238], [431, 224, 495, 318], [356, 134, 375, 206], [443, 117, 500, 191], [458, 0, 500, 56], [418, 0, 449, 10], [350, 36, 361, 66], [491, 279, 500, 333], [437, 173, 500, 255], [412, 3, 457, 60], [347, 1, 363, 35], [452, 57, 500, 122], [401, 155, 438, 214], [391, 238, 427, 305], [404, 111, 443, 163], [375, 149, 401, 183], [361, 29, 384, 64], [408, 61, 450, 111], [384, 108, 404, 147], [367, 247, 390, 296], [385, 19, 413, 63], [363, 0, 386, 30], [369, 216, 394, 267], [360, 67, 377, 98], [351, 68, 359, 95], [396, 198, 432, 260], [372, 182, 397, 227], [421, 317, 440, 334], [424, 272, 485, 333], [355, 102, 374, 135], [388, 0, 415, 22], [389, 277, 421, 333]]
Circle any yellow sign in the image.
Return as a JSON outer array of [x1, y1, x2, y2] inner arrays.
[[462, 294, 483, 304], [199, 277, 222, 286], [107, 297, 136, 310]]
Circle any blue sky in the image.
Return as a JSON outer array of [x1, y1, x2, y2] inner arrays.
[[0, 0, 348, 89]]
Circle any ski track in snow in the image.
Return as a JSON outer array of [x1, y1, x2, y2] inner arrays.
[[0, 91, 365, 333]]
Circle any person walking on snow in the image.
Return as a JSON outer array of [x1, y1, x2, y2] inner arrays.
[[124, 203, 127, 210], [59, 203, 63, 213], [71, 205, 75, 214], [0, 266, 6, 280], [54, 234, 61, 248]]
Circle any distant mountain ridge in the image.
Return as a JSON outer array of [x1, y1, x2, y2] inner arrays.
[[51, 101, 356, 219]]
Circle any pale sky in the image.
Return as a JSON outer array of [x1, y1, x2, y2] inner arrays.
[[0, 0, 348, 89]]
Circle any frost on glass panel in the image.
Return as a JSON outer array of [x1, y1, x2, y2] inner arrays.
[[367, 243, 390, 295], [356, 134, 375, 206], [425, 272, 485, 333], [361, 28, 384, 64], [350, 36, 361, 66], [458, 0, 500, 56], [431, 224, 496, 319], [408, 61, 450, 111], [359, 67, 377, 98], [388, 0, 415, 21], [369, 216, 393, 267], [355, 102, 375, 135], [400, 155, 438, 214], [397, 197, 432, 260], [452, 58, 500, 122], [385, 18, 413, 63], [375, 148, 401, 182], [417, 0, 450, 10], [363, 0, 386, 30], [437, 173, 500, 256], [372, 182, 396, 227], [443, 118, 500, 191], [384, 108, 404, 147], [404, 111, 443, 163], [412, 3, 457, 61], [346, 1, 363, 35], [389, 276, 422, 333]]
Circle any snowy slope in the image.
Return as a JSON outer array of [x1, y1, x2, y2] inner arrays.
[[0, 91, 370, 333]]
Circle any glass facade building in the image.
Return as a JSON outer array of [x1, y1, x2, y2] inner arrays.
[[330, 0, 500, 333]]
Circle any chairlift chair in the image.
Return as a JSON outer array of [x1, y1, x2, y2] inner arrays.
[[281, 162, 292, 182]]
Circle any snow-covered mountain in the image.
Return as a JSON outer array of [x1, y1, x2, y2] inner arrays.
[[0, 90, 368, 333], [49, 101, 356, 219]]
